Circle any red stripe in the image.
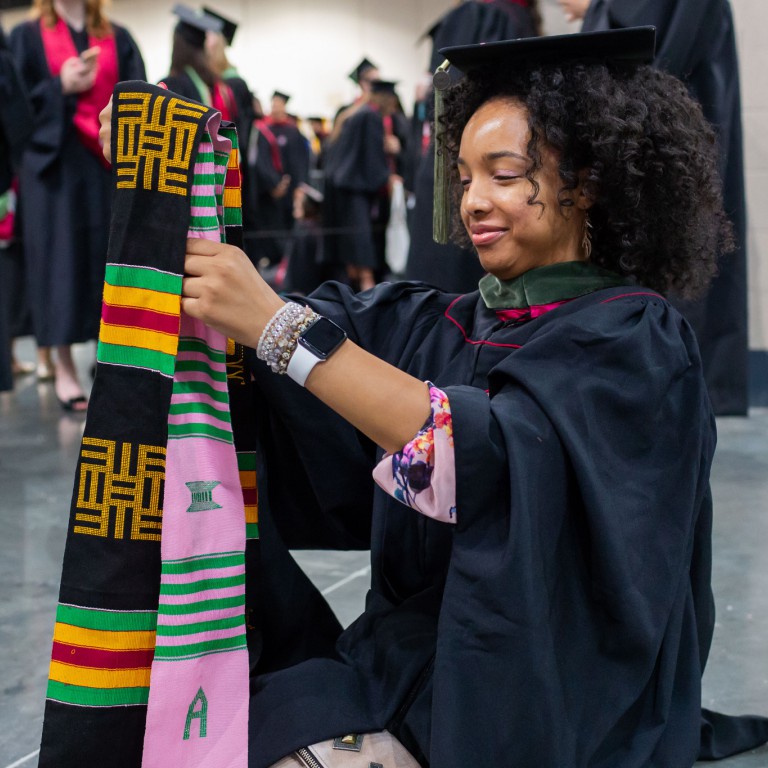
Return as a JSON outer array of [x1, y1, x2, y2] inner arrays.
[[444, 296, 522, 349], [102, 303, 179, 336], [241, 488, 257, 505], [600, 292, 664, 304], [52, 641, 154, 670], [226, 168, 240, 189]]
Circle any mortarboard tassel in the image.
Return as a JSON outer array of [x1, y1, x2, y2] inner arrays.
[[432, 59, 452, 244]]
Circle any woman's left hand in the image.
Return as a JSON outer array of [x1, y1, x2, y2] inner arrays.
[[182, 238, 284, 347]]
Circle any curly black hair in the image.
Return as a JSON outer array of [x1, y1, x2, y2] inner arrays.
[[441, 62, 733, 298]]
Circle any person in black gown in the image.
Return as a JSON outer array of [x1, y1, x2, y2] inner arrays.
[[264, 90, 310, 259], [322, 79, 409, 290], [10, 0, 144, 410], [558, 0, 748, 415], [0, 24, 32, 392], [101, 25, 768, 768]]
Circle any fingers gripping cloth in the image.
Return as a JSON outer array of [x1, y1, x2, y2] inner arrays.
[[38, 81, 256, 768]]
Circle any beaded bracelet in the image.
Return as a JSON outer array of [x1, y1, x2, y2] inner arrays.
[[256, 302, 319, 375]]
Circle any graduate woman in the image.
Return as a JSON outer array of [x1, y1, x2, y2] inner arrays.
[[102, 27, 768, 767], [10, 0, 144, 411]]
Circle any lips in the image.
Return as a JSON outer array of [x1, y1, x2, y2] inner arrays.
[[469, 225, 507, 247]]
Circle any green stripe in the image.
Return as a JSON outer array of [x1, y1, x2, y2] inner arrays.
[[178, 338, 226, 362], [175, 359, 227, 380], [237, 452, 256, 470], [224, 208, 242, 227], [104, 264, 182, 295], [160, 573, 245, 596], [168, 422, 233, 442], [156, 614, 244, 637], [190, 195, 218, 207], [189, 215, 219, 229], [246, 522, 259, 540], [153, 644, 247, 663], [192, 173, 217, 185], [98, 341, 175, 377], [158, 594, 245, 616], [194, 151, 215, 163], [56, 604, 157, 632], [169, 402, 231, 422], [47, 680, 149, 707], [172, 380, 228, 403], [153, 634, 246, 659], [163, 552, 244, 573]]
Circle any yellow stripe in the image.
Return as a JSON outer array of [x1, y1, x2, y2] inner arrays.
[[239, 470, 256, 487], [245, 505, 258, 523], [54, 623, 156, 651], [100, 321, 179, 356], [49, 659, 151, 689], [223, 187, 241, 208], [103, 283, 181, 315]]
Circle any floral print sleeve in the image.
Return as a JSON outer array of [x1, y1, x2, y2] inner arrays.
[[372, 383, 457, 524]]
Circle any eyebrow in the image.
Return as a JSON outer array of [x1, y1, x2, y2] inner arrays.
[[456, 150, 528, 166]]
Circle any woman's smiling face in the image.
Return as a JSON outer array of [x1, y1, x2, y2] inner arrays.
[[458, 97, 588, 280]]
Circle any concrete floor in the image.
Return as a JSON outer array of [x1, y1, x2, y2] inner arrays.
[[1, 339, 767, 767]]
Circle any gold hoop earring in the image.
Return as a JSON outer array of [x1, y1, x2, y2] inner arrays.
[[581, 214, 593, 260]]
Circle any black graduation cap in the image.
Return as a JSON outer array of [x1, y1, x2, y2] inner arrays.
[[172, 3, 223, 49], [202, 6, 238, 46], [436, 27, 656, 83], [348, 57, 377, 84], [272, 90, 291, 103], [370, 79, 398, 96]]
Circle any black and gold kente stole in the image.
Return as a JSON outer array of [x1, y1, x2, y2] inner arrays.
[[38, 81, 258, 768]]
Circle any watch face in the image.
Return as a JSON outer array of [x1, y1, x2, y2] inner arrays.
[[299, 317, 347, 360]]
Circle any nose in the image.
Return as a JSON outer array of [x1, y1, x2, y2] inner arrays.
[[461, 179, 493, 218]]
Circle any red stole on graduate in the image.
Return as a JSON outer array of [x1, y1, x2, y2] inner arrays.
[[212, 81, 237, 123], [39, 17, 118, 165], [255, 119, 284, 174]]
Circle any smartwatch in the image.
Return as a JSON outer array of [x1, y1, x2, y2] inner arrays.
[[286, 316, 348, 386]]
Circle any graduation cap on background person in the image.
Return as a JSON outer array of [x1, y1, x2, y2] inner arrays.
[[202, 6, 238, 46], [172, 3, 223, 49], [272, 90, 291, 103], [348, 57, 377, 84], [430, 26, 657, 243], [370, 79, 399, 95]]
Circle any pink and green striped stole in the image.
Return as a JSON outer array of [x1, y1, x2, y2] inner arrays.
[[141, 123, 249, 767]]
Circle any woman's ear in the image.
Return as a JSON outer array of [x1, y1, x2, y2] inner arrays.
[[576, 168, 595, 210]]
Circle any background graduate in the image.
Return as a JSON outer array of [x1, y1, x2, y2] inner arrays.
[[405, 0, 541, 293], [10, 0, 144, 410], [559, 0, 747, 415]]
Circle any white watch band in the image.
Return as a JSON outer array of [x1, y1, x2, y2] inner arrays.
[[286, 342, 321, 386]]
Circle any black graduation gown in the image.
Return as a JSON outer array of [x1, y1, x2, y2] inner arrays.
[[269, 118, 309, 234], [0, 28, 32, 390], [581, 0, 748, 414], [157, 71, 203, 104], [322, 105, 405, 275], [245, 279, 768, 767], [244, 124, 285, 266], [9, 20, 145, 346], [405, 0, 537, 293]]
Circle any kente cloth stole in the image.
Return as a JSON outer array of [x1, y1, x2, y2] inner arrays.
[[38, 81, 258, 768]]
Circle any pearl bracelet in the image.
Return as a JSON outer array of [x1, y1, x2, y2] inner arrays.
[[256, 302, 318, 375]]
